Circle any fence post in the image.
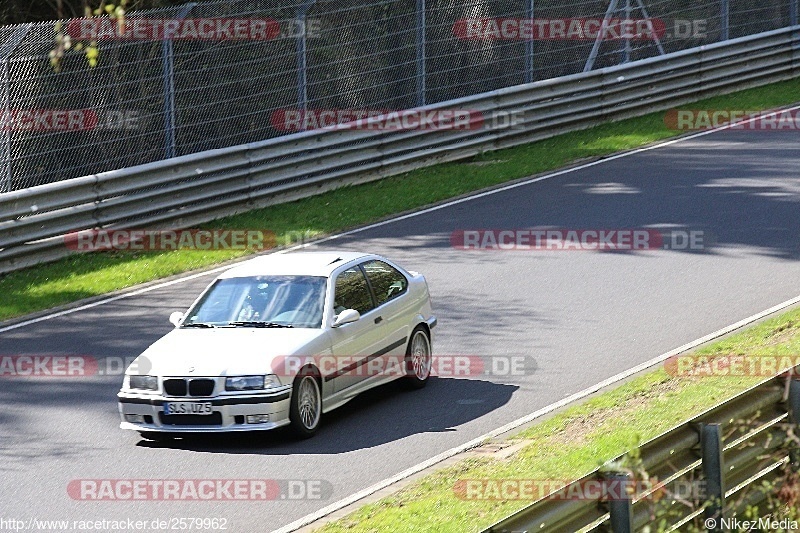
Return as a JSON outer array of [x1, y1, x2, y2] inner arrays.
[[720, 0, 729, 41], [524, 0, 534, 83], [584, 0, 620, 72], [416, 0, 426, 106], [605, 472, 633, 532], [701, 423, 725, 531], [296, 0, 317, 116], [162, 3, 195, 160], [633, 0, 666, 56], [0, 23, 32, 193], [622, 0, 632, 63]]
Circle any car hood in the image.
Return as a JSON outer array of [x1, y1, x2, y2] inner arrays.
[[128, 327, 328, 377]]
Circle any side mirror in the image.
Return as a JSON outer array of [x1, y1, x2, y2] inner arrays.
[[169, 311, 185, 327], [332, 309, 360, 328]]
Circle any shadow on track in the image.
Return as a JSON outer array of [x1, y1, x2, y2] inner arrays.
[[135, 377, 517, 454]]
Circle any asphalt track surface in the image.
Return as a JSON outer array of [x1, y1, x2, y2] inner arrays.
[[1, 127, 800, 532]]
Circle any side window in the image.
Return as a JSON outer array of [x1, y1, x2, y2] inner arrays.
[[333, 267, 375, 315], [362, 260, 408, 306]]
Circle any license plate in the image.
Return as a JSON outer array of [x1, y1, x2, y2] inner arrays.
[[163, 402, 213, 415]]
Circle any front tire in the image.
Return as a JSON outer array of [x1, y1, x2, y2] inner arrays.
[[404, 326, 432, 389], [289, 372, 322, 438]]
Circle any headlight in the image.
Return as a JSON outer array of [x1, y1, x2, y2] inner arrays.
[[129, 375, 158, 391], [225, 375, 281, 391]]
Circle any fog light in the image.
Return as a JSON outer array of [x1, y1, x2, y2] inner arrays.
[[246, 414, 270, 424], [125, 414, 146, 424]]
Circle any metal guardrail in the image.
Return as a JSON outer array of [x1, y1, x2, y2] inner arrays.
[[482, 374, 800, 532], [0, 25, 799, 273]]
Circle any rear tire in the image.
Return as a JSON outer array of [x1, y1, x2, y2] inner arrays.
[[404, 326, 432, 389], [289, 371, 322, 438]]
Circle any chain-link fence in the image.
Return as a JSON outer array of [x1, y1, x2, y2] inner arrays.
[[0, 0, 796, 192]]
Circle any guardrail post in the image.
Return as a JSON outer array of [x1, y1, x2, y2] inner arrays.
[[720, 0, 730, 41], [0, 23, 32, 193], [788, 378, 800, 423], [524, 0, 534, 83], [701, 423, 725, 531], [161, 3, 195, 160], [788, 378, 800, 467], [605, 472, 633, 532]]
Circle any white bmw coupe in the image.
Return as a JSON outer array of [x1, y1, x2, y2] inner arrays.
[[118, 251, 436, 439]]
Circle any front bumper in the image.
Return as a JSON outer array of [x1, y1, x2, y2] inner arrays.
[[118, 387, 292, 433]]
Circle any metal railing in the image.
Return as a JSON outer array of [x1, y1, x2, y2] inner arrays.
[[0, 25, 798, 273], [482, 374, 800, 532]]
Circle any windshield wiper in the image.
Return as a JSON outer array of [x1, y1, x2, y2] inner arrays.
[[181, 322, 216, 328], [226, 321, 294, 328]]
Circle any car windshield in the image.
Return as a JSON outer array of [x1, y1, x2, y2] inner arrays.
[[184, 275, 327, 328]]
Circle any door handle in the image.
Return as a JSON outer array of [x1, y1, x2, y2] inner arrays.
[[374, 316, 383, 324]]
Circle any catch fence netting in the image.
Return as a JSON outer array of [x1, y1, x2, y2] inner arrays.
[[0, 0, 794, 191]]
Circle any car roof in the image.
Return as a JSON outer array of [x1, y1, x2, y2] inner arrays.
[[218, 251, 372, 279]]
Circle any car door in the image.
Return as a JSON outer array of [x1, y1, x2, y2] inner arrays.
[[361, 259, 413, 376], [327, 265, 384, 393]]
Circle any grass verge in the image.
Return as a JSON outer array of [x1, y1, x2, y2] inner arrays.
[[2, 78, 799, 321], [311, 306, 800, 532]]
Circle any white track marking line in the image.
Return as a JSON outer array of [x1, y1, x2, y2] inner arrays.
[[273, 292, 800, 533], [3, 104, 797, 335]]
